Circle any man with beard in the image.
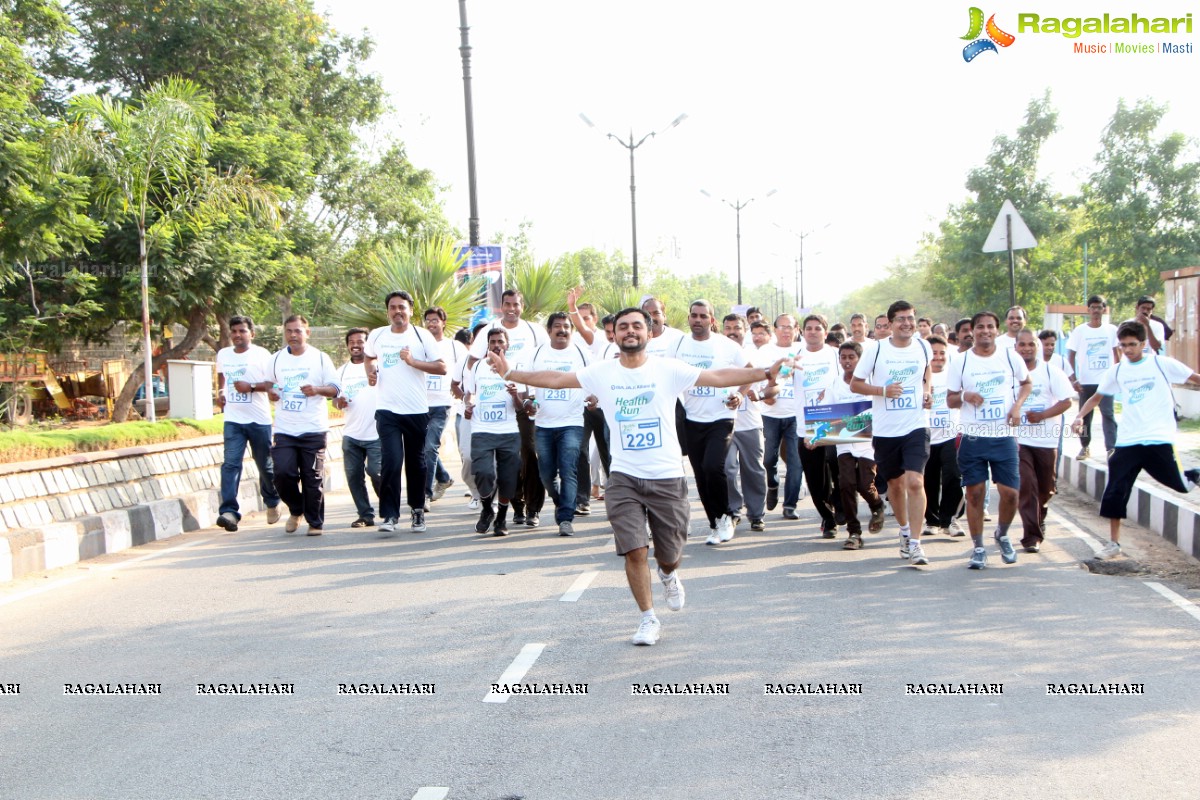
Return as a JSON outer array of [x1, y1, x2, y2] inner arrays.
[[487, 307, 787, 647]]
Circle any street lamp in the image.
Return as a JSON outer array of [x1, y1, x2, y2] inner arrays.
[[579, 112, 687, 288], [775, 222, 830, 309], [701, 188, 777, 304]]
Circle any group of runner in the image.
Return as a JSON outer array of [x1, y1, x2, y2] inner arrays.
[[213, 289, 1200, 646]]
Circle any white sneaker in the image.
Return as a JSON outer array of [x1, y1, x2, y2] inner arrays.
[[1097, 541, 1122, 560], [632, 616, 661, 646], [908, 540, 929, 566], [921, 525, 936, 537], [285, 515, 301, 533], [467, 498, 480, 510], [705, 529, 721, 546], [947, 520, 966, 537], [660, 569, 685, 611], [378, 518, 396, 534], [433, 479, 454, 501], [898, 534, 910, 559], [717, 514, 735, 543]]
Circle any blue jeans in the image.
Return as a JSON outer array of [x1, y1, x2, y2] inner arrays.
[[535, 425, 583, 524], [762, 415, 802, 509], [342, 435, 382, 520], [423, 405, 452, 497], [220, 421, 279, 519]]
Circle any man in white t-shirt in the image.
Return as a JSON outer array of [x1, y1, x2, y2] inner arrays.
[[795, 313, 841, 533], [422, 306, 466, 506], [489, 306, 786, 647], [215, 315, 280, 532], [922, 335, 963, 538], [947, 311, 1032, 570], [253, 315, 340, 536], [675, 300, 752, 545], [722, 314, 770, 533], [1014, 329, 1073, 554], [568, 292, 613, 515], [832, 341, 884, 550], [759, 314, 802, 517], [468, 290, 549, 528], [334, 328, 381, 528], [463, 328, 527, 537], [851, 301, 934, 565], [528, 312, 593, 536], [364, 290, 447, 534], [1073, 320, 1200, 559], [848, 313, 869, 345], [1067, 295, 1119, 461], [994, 305, 1026, 350]]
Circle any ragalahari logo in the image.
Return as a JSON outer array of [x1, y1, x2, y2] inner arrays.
[[962, 7, 1016, 61]]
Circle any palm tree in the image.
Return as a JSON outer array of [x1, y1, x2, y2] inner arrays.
[[589, 286, 645, 318], [332, 235, 484, 332], [509, 258, 575, 321], [60, 77, 279, 421]]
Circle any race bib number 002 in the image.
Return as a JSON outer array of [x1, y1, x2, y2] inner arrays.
[[480, 402, 508, 423]]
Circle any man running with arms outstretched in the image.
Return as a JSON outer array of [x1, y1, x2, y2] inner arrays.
[[487, 307, 786, 646]]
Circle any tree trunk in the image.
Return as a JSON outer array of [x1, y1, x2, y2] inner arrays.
[[111, 306, 211, 423], [139, 222, 155, 421]]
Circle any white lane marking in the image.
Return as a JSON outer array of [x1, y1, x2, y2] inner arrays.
[[411, 788, 449, 800], [1045, 507, 1105, 555], [0, 576, 89, 608], [483, 643, 546, 703], [95, 537, 215, 572], [1144, 582, 1200, 624], [559, 570, 599, 602]]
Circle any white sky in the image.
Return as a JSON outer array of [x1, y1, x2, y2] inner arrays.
[[323, 0, 1200, 308]]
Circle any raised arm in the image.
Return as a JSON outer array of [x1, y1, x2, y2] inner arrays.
[[487, 350, 582, 389]]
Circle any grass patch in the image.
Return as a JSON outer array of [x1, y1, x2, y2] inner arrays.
[[0, 417, 226, 465]]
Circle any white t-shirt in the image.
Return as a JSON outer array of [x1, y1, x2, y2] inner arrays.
[[828, 377, 874, 459], [1045, 352, 1072, 379], [734, 345, 770, 432], [995, 333, 1018, 350], [1098, 355, 1192, 447], [1017, 361, 1073, 449], [1122, 318, 1166, 355], [673, 334, 748, 423], [644, 326, 686, 359], [426, 338, 467, 408], [928, 369, 959, 446], [364, 325, 441, 415], [597, 341, 621, 360], [265, 347, 339, 437], [946, 347, 1029, 438], [462, 360, 523, 435], [576, 356, 701, 479], [852, 337, 932, 438], [1067, 323, 1118, 384], [216, 345, 273, 426], [528, 342, 591, 429], [336, 361, 378, 442], [468, 318, 550, 363], [758, 342, 798, 420], [794, 345, 841, 418]]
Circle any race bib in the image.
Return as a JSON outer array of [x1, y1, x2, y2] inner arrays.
[[543, 388, 568, 402], [281, 395, 306, 413], [426, 375, 442, 391], [777, 384, 795, 400], [884, 386, 916, 411], [620, 419, 662, 451], [689, 385, 716, 398], [1021, 403, 1045, 425], [931, 409, 951, 429], [480, 402, 508, 423], [227, 389, 250, 404], [978, 397, 1006, 421]]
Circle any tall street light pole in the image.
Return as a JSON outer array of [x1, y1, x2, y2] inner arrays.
[[458, 0, 481, 246], [580, 112, 687, 288], [702, 189, 777, 304], [775, 222, 830, 309]]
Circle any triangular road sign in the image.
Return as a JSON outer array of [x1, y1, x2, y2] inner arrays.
[[982, 199, 1037, 253]]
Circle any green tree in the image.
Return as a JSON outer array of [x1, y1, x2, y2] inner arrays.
[[930, 91, 1078, 321], [1082, 98, 1200, 310], [510, 259, 575, 321], [60, 77, 280, 422]]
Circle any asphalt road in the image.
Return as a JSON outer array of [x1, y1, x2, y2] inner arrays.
[[2, 467, 1199, 800]]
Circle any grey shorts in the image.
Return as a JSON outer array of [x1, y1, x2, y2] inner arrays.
[[606, 472, 690, 565]]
